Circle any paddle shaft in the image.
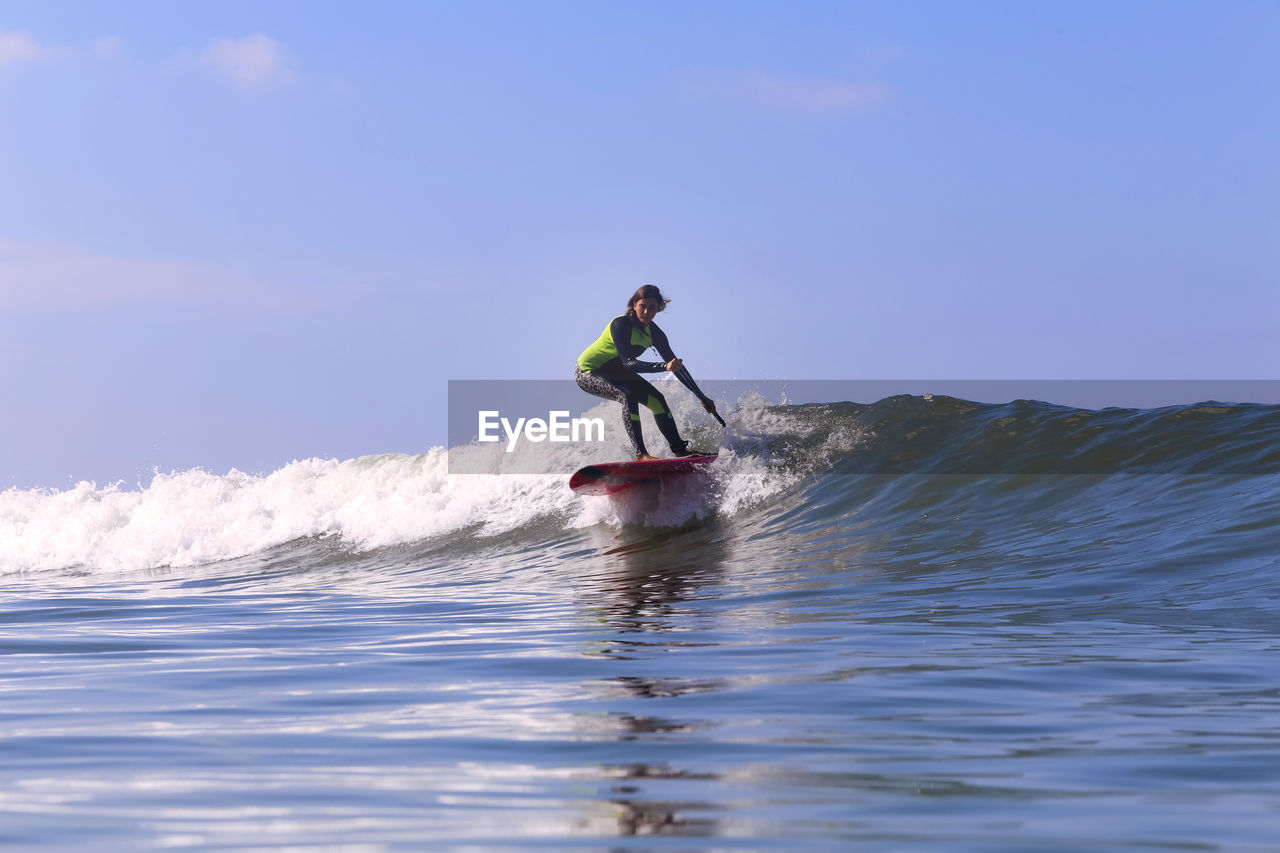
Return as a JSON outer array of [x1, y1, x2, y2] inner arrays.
[[673, 365, 727, 427]]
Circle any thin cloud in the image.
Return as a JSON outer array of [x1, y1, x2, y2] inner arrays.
[[690, 69, 891, 115], [0, 242, 370, 315], [858, 44, 906, 64], [201, 34, 297, 90], [90, 36, 124, 59], [0, 30, 45, 69], [0, 31, 123, 69], [0, 242, 248, 312]]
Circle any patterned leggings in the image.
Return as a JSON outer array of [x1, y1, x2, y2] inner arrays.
[[575, 366, 686, 458]]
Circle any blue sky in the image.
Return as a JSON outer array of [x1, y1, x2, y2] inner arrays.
[[2, 1, 1277, 488]]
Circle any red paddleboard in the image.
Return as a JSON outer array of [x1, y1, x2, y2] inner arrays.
[[568, 454, 718, 497]]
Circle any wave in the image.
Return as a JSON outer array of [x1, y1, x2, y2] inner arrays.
[[2, 394, 1277, 574], [839, 395, 1280, 474]]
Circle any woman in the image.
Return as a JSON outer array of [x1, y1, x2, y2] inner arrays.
[[575, 284, 719, 461]]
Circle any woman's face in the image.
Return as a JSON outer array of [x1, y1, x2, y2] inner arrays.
[[633, 297, 661, 325]]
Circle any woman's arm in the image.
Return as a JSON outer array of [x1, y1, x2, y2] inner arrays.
[[651, 324, 716, 408], [649, 323, 678, 365], [610, 315, 666, 373]]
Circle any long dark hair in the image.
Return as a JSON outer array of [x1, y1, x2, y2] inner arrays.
[[625, 284, 670, 319]]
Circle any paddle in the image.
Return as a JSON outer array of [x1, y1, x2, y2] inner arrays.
[[672, 364, 726, 427]]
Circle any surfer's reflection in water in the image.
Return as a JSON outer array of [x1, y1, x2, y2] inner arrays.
[[574, 522, 732, 837], [574, 283, 720, 461]]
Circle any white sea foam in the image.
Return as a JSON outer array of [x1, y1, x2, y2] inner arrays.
[[0, 388, 821, 574], [0, 452, 564, 574]]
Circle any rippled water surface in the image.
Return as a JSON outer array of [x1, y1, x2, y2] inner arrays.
[[4, 398, 1279, 849]]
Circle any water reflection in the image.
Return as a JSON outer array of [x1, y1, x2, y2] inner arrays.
[[596, 763, 720, 838], [580, 520, 730, 637], [572, 515, 735, 838]]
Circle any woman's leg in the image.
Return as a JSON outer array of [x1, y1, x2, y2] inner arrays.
[[575, 366, 648, 457], [613, 375, 688, 454]]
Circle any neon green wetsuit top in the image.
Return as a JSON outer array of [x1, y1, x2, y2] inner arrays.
[[576, 315, 676, 375]]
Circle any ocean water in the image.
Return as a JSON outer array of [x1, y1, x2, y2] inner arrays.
[[2, 394, 1279, 850]]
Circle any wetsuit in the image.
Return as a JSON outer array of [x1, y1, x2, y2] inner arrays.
[[575, 315, 708, 457]]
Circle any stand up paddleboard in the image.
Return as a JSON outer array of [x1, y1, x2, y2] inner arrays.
[[569, 454, 718, 497]]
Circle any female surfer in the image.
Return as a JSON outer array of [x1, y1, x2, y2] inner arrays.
[[575, 284, 720, 461]]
